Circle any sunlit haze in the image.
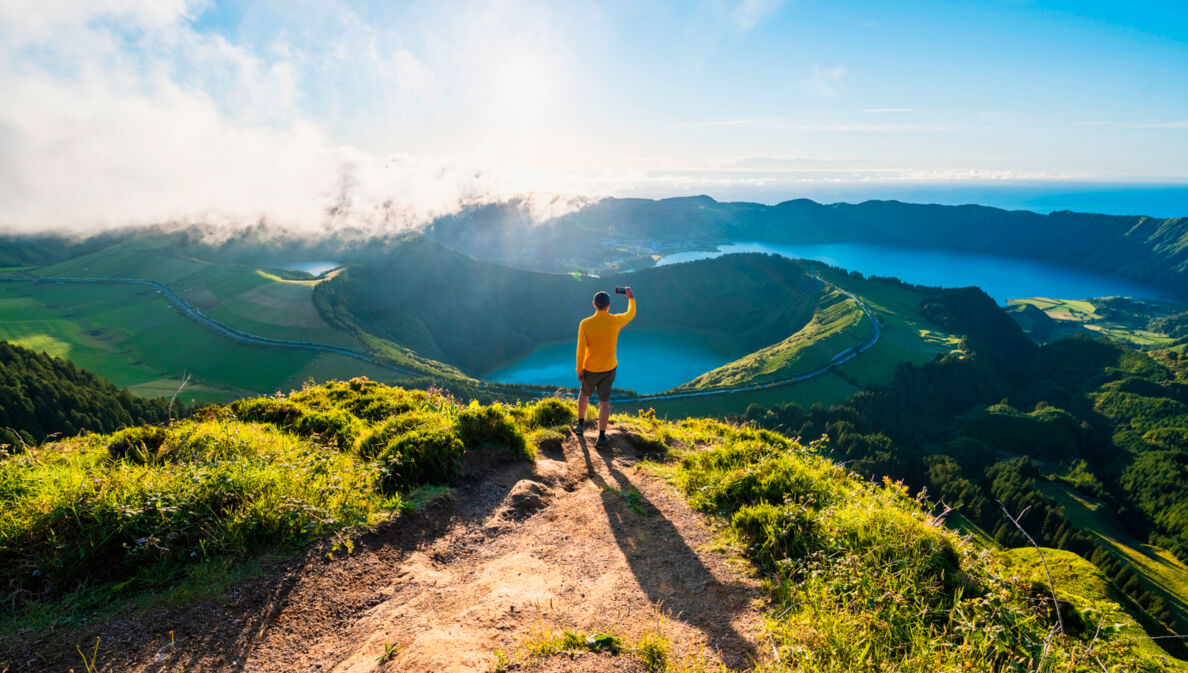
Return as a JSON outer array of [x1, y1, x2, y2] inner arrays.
[[2, 0, 1187, 232]]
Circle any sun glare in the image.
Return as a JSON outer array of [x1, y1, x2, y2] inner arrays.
[[490, 54, 555, 128]]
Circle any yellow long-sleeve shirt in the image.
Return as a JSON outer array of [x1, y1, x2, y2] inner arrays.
[[576, 298, 636, 373]]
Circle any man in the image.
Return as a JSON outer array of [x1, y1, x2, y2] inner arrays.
[[575, 286, 636, 447]]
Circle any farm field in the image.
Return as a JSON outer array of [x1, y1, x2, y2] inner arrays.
[[0, 281, 406, 405], [822, 268, 964, 386], [38, 238, 363, 350], [1008, 296, 1178, 348]]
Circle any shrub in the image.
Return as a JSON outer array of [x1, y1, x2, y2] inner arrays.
[[292, 408, 359, 449], [375, 424, 465, 491], [107, 426, 169, 464], [527, 398, 575, 428], [731, 501, 819, 565], [1, 420, 383, 601], [457, 403, 531, 459]]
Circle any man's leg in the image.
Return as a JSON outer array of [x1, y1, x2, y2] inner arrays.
[[576, 390, 590, 431], [598, 399, 610, 433]]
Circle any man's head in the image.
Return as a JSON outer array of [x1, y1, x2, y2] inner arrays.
[[593, 291, 610, 310]]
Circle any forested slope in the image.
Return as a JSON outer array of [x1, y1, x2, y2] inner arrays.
[[431, 196, 1188, 294], [0, 341, 174, 447], [740, 288, 1188, 650]]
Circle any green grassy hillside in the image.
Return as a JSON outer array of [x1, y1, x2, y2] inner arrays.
[[3, 382, 1181, 670], [38, 237, 361, 349], [672, 285, 869, 391], [737, 318, 1188, 648], [0, 280, 405, 404], [618, 269, 965, 417], [1008, 297, 1181, 348], [313, 238, 826, 378]]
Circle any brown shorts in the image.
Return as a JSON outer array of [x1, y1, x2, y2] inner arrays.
[[580, 368, 617, 400]]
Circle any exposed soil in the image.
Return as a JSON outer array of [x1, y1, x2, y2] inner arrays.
[[1, 427, 766, 672]]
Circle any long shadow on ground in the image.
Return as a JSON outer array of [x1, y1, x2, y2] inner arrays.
[[576, 431, 760, 669]]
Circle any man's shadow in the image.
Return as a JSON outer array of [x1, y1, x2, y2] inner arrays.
[[575, 432, 759, 669]]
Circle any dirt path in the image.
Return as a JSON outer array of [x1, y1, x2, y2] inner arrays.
[[3, 428, 766, 672]]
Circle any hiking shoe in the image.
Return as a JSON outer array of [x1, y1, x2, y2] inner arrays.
[[595, 434, 608, 448], [572, 419, 586, 433]]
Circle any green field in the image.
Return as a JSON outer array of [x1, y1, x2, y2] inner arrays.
[[673, 285, 870, 391], [1009, 296, 1179, 348], [0, 281, 406, 404], [39, 238, 363, 350], [822, 269, 964, 386], [617, 270, 965, 418], [999, 547, 1181, 665], [1038, 480, 1188, 635]]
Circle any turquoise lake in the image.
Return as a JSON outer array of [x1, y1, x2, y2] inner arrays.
[[484, 328, 740, 394], [485, 241, 1181, 393]]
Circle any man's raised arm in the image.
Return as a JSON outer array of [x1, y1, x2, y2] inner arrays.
[[618, 287, 636, 324]]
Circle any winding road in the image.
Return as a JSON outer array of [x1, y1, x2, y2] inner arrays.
[[0, 275, 420, 377], [1, 271, 880, 402], [628, 273, 881, 402]]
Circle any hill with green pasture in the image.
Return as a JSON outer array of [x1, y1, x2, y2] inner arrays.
[[312, 237, 827, 379], [1, 379, 1183, 671]]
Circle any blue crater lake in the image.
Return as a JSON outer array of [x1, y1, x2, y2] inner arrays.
[[484, 328, 742, 394], [484, 241, 1181, 392], [658, 242, 1178, 305]]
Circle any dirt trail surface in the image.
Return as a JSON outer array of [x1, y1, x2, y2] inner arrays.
[[2, 428, 766, 672]]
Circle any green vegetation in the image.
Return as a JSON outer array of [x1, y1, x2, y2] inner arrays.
[[3, 373, 1184, 669], [493, 620, 671, 672], [738, 294, 1188, 648], [617, 266, 965, 418], [0, 341, 174, 448], [0, 379, 582, 630], [0, 280, 405, 404], [313, 238, 824, 377], [1008, 297, 1182, 348], [616, 413, 1185, 671], [675, 286, 869, 391], [38, 236, 362, 350]]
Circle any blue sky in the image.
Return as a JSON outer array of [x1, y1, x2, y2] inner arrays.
[[1, 1, 1186, 230]]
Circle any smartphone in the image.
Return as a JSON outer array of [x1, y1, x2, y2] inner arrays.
[[614, 287, 627, 294]]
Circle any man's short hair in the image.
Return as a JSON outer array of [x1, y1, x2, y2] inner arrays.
[[593, 291, 610, 309]]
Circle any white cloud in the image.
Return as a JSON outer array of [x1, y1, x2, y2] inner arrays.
[[0, 0, 197, 33], [864, 108, 912, 113], [800, 64, 845, 96], [0, 0, 580, 234], [731, 0, 785, 31]]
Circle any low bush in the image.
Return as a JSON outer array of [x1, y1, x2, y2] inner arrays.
[[457, 403, 531, 459], [1, 420, 385, 602], [527, 398, 575, 428]]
